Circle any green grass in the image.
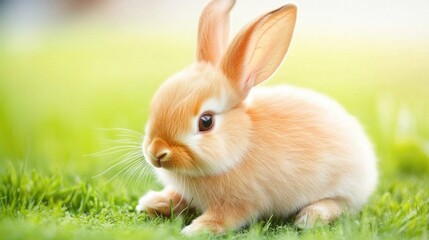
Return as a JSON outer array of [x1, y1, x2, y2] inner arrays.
[[1, 28, 429, 239]]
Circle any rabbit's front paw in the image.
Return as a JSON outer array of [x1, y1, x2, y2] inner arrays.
[[181, 219, 225, 236], [136, 190, 175, 217]]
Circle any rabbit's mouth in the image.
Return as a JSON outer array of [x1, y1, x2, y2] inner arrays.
[[143, 137, 201, 172]]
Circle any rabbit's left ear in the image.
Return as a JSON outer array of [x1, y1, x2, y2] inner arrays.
[[220, 4, 297, 99], [196, 0, 236, 65]]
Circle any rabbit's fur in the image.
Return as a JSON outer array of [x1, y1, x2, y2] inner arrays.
[[136, 0, 377, 235]]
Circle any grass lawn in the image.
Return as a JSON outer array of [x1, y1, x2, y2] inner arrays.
[[1, 29, 428, 239]]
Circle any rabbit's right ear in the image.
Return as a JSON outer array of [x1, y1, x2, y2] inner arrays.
[[196, 0, 236, 65], [220, 5, 297, 99]]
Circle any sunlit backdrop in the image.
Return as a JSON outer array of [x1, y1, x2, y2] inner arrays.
[[0, 0, 428, 239]]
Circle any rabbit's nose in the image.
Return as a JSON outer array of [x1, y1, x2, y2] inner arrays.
[[147, 138, 171, 167], [154, 150, 171, 166]]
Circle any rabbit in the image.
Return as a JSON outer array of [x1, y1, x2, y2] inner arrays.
[[136, 0, 378, 235]]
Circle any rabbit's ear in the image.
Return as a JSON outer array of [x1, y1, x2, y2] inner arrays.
[[197, 0, 236, 65], [220, 5, 297, 98]]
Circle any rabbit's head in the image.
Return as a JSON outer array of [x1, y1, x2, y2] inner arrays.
[[143, 0, 297, 176]]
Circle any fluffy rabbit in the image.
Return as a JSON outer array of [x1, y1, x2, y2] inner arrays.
[[136, 0, 377, 235]]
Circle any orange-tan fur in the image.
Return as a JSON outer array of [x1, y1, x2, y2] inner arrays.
[[136, 0, 378, 235]]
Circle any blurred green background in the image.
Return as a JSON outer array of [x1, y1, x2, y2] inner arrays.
[[0, 0, 428, 239], [1, 30, 428, 179]]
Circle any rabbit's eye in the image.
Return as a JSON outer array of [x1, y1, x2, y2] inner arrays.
[[198, 112, 214, 132]]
